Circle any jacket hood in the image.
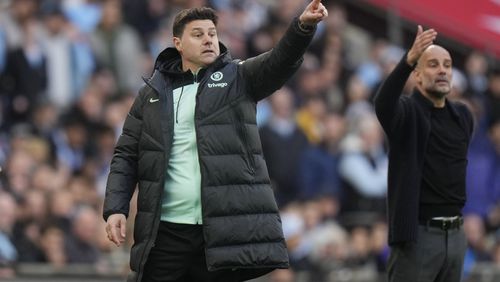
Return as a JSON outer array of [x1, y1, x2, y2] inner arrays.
[[154, 42, 230, 75]]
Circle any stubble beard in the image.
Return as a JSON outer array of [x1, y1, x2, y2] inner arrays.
[[426, 84, 450, 100]]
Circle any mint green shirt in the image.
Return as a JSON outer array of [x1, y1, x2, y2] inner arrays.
[[161, 82, 203, 224]]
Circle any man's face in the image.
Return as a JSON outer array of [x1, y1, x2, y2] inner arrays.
[[415, 46, 453, 99], [174, 19, 220, 71]]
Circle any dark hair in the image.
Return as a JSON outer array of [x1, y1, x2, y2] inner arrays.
[[172, 7, 218, 38]]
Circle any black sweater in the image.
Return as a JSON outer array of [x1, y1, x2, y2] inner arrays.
[[419, 106, 468, 220], [373, 54, 474, 245]]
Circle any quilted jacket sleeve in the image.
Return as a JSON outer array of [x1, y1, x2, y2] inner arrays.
[[239, 18, 315, 101], [103, 92, 144, 221]]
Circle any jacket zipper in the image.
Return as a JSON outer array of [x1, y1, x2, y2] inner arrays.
[[194, 72, 206, 224], [192, 71, 203, 225]]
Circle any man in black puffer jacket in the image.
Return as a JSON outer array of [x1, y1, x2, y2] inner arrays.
[[103, 2, 328, 282]]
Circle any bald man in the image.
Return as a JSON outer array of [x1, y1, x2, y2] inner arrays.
[[374, 26, 474, 282]]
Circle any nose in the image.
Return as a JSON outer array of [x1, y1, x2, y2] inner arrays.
[[437, 64, 447, 75], [203, 34, 213, 46]]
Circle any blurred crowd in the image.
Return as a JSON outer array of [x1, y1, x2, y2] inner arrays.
[[0, 0, 499, 281]]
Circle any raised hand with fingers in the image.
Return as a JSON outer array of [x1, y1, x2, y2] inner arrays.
[[407, 25, 438, 67], [299, 0, 328, 27]]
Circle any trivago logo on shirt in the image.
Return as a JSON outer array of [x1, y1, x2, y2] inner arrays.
[[208, 71, 227, 88], [208, 82, 228, 88]]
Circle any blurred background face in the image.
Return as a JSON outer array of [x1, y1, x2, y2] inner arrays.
[[270, 88, 295, 119], [11, 0, 37, 22], [465, 52, 488, 75], [100, 0, 122, 30], [40, 226, 66, 266], [357, 115, 383, 151], [6, 150, 36, 195], [31, 164, 58, 191], [325, 4, 347, 32], [322, 114, 345, 144], [490, 121, 500, 154], [50, 190, 74, 218], [24, 190, 48, 222], [275, 0, 304, 23], [489, 74, 500, 97], [346, 76, 369, 103], [0, 194, 17, 233], [43, 14, 66, 35], [73, 207, 98, 243], [65, 123, 88, 149]]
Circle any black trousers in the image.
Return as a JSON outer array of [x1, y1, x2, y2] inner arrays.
[[142, 221, 270, 282], [387, 225, 467, 282]]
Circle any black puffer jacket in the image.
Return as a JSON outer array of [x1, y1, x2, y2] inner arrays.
[[103, 18, 315, 282]]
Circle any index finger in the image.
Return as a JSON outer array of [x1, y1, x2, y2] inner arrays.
[[311, 0, 321, 9], [415, 28, 436, 44], [417, 30, 437, 44], [421, 28, 436, 35], [417, 25, 423, 36]]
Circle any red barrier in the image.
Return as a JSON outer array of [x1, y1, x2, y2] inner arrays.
[[365, 0, 500, 57]]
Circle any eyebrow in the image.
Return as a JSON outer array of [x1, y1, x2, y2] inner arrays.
[[426, 58, 452, 64], [190, 27, 216, 32]]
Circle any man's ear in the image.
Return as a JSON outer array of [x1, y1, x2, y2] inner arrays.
[[414, 68, 421, 84], [173, 37, 182, 52]]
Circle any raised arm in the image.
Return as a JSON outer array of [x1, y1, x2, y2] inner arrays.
[[374, 26, 437, 133], [239, 0, 328, 101]]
